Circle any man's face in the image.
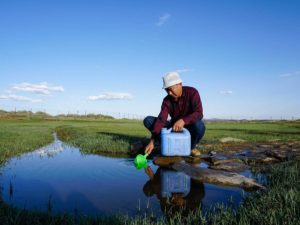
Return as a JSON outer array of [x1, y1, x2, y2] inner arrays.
[[165, 83, 182, 100]]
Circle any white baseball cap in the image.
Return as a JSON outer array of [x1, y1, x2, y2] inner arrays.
[[162, 72, 182, 89]]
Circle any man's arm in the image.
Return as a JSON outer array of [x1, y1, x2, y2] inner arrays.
[[145, 138, 155, 155], [144, 99, 170, 154]]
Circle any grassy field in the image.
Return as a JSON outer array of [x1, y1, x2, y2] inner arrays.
[[1, 118, 300, 160], [0, 117, 299, 224], [205, 120, 300, 142], [1, 118, 300, 161]]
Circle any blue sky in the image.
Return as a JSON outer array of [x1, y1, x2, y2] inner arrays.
[[0, 0, 299, 119]]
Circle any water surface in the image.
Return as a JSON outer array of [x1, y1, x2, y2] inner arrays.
[[0, 135, 249, 218]]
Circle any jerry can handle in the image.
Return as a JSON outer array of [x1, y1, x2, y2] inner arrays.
[[162, 128, 189, 133]]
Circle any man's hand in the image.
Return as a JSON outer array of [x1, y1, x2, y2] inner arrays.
[[172, 119, 185, 132], [145, 139, 155, 155]]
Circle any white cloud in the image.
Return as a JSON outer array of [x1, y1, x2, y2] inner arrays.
[[175, 68, 194, 73], [279, 73, 292, 78], [0, 94, 42, 102], [88, 92, 133, 101], [12, 82, 64, 95], [156, 13, 171, 26], [279, 71, 300, 78], [219, 90, 233, 95]]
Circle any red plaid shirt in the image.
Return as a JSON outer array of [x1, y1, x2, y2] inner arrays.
[[151, 86, 203, 139]]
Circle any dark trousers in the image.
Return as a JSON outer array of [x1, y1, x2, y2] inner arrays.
[[143, 116, 205, 149]]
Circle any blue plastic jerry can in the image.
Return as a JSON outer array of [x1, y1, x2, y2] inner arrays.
[[160, 168, 191, 198], [161, 128, 191, 156]]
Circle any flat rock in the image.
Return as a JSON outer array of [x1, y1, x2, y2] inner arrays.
[[172, 161, 265, 191], [241, 155, 280, 165], [202, 155, 228, 164], [212, 158, 244, 165], [279, 145, 290, 149], [153, 156, 201, 167], [257, 144, 273, 149], [264, 150, 289, 161], [219, 137, 245, 143], [209, 162, 249, 172]]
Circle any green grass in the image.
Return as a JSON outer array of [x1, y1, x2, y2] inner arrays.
[[1, 119, 300, 161], [205, 160, 300, 225], [0, 119, 146, 162], [55, 120, 300, 155], [0, 118, 299, 224], [55, 119, 148, 155], [204, 121, 300, 143], [0, 120, 56, 164]]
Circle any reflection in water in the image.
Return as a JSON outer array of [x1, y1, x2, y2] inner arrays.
[[34, 133, 64, 158], [143, 166, 205, 218], [0, 136, 247, 218]]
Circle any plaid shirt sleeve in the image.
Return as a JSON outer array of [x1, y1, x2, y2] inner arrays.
[[151, 98, 170, 139]]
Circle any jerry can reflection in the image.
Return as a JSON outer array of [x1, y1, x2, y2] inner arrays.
[[160, 168, 191, 198], [161, 128, 191, 156]]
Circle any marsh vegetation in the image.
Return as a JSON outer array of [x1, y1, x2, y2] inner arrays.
[[0, 115, 299, 224]]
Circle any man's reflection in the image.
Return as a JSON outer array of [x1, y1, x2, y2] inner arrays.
[[143, 166, 205, 217]]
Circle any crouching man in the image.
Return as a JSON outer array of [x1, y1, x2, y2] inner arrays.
[[144, 72, 205, 156]]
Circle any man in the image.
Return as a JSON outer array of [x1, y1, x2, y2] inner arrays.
[[144, 72, 205, 156]]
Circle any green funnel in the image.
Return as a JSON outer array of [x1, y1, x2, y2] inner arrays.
[[134, 153, 149, 170]]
